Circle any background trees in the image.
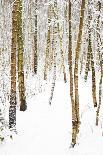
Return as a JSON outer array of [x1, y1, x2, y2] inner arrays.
[[0, 0, 102, 146]]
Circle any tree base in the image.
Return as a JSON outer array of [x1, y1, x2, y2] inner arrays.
[[20, 100, 27, 111]]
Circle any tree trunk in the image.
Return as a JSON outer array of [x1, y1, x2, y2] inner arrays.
[[44, 5, 51, 80], [53, 0, 67, 83], [91, 46, 97, 107], [68, 0, 77, 147], [74, 0, 85, 145], [96, 57, 102, 125], [88, 1, 97, 107], [34, 0, 38, 74], [9, 0, 17, 129], [49, 25, 56, 105], [96, 1, 102, 125], [17, 0, 27, 111], [84, 44, 91, 81]]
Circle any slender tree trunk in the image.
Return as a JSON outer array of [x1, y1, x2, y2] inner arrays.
[[17, 0, 27, 111], [96, 55, 102, 125], [91, 47, 97, 107], [9, 0, 17, 129], [88, 1, 97, 107], [34, 0, 38, 74], [84, 45, 91, 81], [53, 0, 67, 83], [80, 54, 83, 75], [74, 0, 85, 145], [68, 0, 77, 147], [96, 1, 102, 125], [44, 5, 51, 80], [49, 25, 56, 105], [57, 25, 67, 83]]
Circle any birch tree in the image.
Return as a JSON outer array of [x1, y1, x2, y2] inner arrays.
[[44, 4, 51, 80], [88, 0, 97, 107], [17, 0, 27, 111], [68, 0, 77, 147], [33, 0, 38, 74], [73, 0, 86, 146], [9, 0, 17, 129], [96, 1, 102, 125]]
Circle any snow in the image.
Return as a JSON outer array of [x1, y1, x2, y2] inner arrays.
[[0, 75, 103, 155], [0, 0, 102, 154]]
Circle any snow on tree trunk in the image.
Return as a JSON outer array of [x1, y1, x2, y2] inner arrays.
[[9, 0, 17, 129], [17, 0, 27, 111]]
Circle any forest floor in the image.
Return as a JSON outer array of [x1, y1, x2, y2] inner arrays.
[[0, 74, 103, 155]]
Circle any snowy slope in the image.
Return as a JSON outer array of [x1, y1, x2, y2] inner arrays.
[[0, 76, 103, 155]]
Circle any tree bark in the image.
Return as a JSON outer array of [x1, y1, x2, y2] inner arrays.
[[96, 1, 102, 125], [53, 0, 67, 83], [84, 44, 91, 81], [73, 0, 85, 145], [17, 0, 27, 111], [34, 0, 38, 74], [9, 0, 17, 129], [68, 0, 77, 147], [88, 0, 97, 107], [44, 5, 51, 80], [49, 25, 56, 105]]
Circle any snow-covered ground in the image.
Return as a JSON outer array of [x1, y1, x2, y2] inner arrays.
[[0, 75, 103, 155]]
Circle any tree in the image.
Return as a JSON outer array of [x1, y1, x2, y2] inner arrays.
[[49, 25, 56, 105], [68, 0, 77, 147], [33, 0, 38, 74], [53, 0, 67, 83], [73, 0, 86, 146], [17, 0, 27, 111], [84, 41, 91, 81], [88, 0, 97, 108], [9, 0, 17, 129], [96, 1, 102, 125], [96, 52, 103, 125], [44, 4, 51, 80]]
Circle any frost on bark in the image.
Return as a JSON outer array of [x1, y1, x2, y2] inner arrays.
[[9, 0, 17, 129], [68, 0, 76, 147], [17, 0, 27, 111], [44, 4, 51, 80], [33, 0, 38, 74], [0, 109, 7, 141], [84, 43, 91, 81], [96, 53, 103, 125], [53, 0, 67, 83], [73, 0, 85, 146], [91, 44, 97, 108], [49, 1, 58, 105], [49, 24, 57, 105], [96, 1, 102, 125], [84, 4, 91, 81], [88, 0, 97, 107]]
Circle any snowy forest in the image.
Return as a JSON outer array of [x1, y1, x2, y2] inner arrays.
[[0, 0, 103, 154]]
